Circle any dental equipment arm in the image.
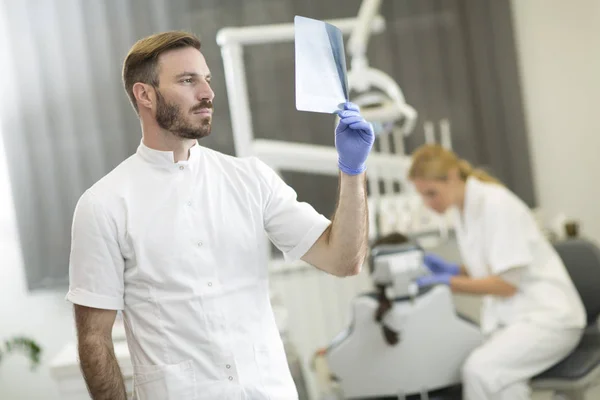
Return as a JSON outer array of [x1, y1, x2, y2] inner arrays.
[[345, 0, 418, 135], [347, 0, 382, 72]]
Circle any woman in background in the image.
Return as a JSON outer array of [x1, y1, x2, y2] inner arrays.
[[408, 144, 585, 400]]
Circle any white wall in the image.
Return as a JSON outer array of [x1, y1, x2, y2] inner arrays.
[[504, 9, 600, 396], [511, 0, 600, 242]]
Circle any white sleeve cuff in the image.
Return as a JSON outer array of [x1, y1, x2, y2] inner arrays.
[[491, 255, 532, 276], [66, 288, 124, 310], [283, 217, 331, 262], [498, 266, 526, 286]]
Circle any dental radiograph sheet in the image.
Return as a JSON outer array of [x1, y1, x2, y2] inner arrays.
[[294, 15, 349, 114]]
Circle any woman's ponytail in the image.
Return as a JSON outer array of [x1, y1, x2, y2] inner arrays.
[[409, 144, 502, 185], [457, 159, 501, 184]]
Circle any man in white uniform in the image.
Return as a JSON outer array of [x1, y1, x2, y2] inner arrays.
[[66, 31, 375, 400]]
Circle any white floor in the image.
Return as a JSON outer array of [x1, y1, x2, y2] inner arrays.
[[533, 388, 600, 399]]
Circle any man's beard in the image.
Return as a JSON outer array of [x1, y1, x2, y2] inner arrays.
[[155, 90, 212, 139]]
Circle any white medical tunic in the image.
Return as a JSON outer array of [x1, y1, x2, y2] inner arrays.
[[66, 140, 331, 400], [454, 177, 586, 335]]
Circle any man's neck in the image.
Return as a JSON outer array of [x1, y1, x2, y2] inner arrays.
[[141, 120, 196, 163]]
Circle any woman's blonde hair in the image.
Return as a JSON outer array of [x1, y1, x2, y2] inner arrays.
[[408, 144, 501, 184]]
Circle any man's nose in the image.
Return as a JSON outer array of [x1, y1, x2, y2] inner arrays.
[[198, 80, 214, 101]]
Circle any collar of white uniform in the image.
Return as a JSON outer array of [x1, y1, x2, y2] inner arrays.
[[454, 176, 481, 226], [464, 175, 477, 205], [462, 176, 486, 217], [136, 139, 202, 170]]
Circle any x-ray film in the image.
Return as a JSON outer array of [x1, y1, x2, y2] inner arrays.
[[294, 16, 349, 114]]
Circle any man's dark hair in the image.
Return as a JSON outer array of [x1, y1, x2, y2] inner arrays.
[[122, 31, 202, 114]]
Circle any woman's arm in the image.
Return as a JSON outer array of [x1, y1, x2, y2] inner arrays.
[[449, 275, 517, 297]]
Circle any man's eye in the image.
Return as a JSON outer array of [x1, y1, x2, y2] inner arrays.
[[182, 78, 193, 83]]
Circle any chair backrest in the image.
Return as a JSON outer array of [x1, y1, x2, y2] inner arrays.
[[553, 238, 600, 324]]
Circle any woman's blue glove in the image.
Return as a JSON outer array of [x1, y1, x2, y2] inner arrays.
[[423, 253, 461, 276], [334, 102, 375, 175], [416, 273, 453, 288], [415, 254, 460, 288]]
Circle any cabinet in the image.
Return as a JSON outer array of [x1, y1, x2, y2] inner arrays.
[[49, 325, 134, 399]]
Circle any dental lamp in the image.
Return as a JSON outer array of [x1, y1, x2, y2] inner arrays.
[[346, 0, 418, 136]]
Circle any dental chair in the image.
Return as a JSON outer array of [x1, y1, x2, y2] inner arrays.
[[325, 241, 482, 399], [531, 238, 600, 400]]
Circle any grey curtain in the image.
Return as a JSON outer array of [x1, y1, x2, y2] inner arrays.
[[0, 0, 533, 290], [0, 0, 195, 290]]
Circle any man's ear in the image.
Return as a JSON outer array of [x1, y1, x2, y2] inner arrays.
[[132, 83, 154, 110]]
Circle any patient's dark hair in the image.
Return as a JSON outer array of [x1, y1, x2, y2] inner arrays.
[[368, 232, 410, 274], [369, 231, 410, 346]]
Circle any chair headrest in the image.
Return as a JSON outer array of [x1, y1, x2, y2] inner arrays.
[[553, 238, 600, 324]]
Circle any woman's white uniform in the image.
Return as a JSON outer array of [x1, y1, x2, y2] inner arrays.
[[453, 177, 586, 400]]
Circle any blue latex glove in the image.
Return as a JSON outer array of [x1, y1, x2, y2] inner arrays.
[[423, 253, 461, 276], [416, 273, 453, 288], [334, 102, 375, 175]]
